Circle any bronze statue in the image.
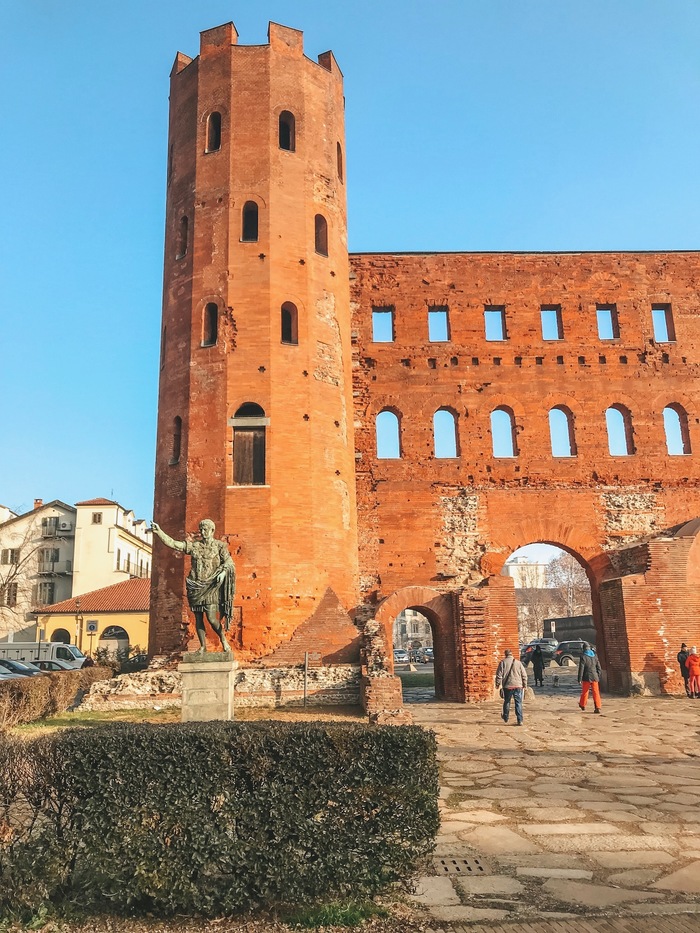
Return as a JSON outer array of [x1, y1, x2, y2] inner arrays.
[[151, 519, 235, 653]]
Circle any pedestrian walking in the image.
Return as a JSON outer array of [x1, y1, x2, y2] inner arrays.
[[578, 642, 602, 714], [685, 647, 700, 698], [532, 644, 545, 687], [495, 648, 528, 726], [677, 643, 691, 697]]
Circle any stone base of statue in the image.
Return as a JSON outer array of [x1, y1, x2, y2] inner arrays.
[[179, 651, 237, 722]]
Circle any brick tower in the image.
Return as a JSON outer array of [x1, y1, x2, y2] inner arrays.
[[150, 22, 358, 659]]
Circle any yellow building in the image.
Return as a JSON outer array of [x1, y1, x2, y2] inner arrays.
[[36, 577, 150, 657]]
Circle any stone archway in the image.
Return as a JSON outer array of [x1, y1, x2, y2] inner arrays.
[[375, 585, 458, 700]]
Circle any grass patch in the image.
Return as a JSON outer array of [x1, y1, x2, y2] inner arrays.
[[397, 671, 435, 688], [285, 900, 389, 928]]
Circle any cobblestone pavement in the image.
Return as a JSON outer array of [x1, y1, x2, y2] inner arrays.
[[406, 666, 700, 928]]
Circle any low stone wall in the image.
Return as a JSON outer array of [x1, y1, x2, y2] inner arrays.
[[79, 664, 362, 711]]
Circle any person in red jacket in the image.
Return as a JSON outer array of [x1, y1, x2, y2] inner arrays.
[[685, 647, 700, 698]]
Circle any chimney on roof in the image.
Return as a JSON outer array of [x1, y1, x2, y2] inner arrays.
[[34, 498, 43, 510]]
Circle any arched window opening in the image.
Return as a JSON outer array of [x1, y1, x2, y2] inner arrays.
[[663, 404, 691, 455], [206, 111, 222, 152], [433, 409, 458, 458], [549, 406, 577, 457], [281, 302, 298, 345], [232, 403, 267, 485], [605, 405, 634, 456], [279, 111, 296, 151], [170, 416, 182, 465], [337, 142, 344, 182], [176, 215, 188, 260], [376, 410, 401, 459], [202, 303, 218, 347], [314, 214, 328, 256], [241, 201, 258, 242], [51, 628, 71, 645], [491, 407, 518, 457]]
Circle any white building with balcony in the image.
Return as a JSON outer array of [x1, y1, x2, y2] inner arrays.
[[0, 497, 152, 641]]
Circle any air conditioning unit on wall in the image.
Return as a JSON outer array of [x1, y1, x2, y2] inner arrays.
[[58, 521, 73, 532]]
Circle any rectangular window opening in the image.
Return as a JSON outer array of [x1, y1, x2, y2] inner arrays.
[[484, 306, 507, 341], [597, 305, 620, 340], [371, 307, 394, 343], [428, 306, 449, 342], [652, 304, 675, 343], [541, 305, 563, 340]]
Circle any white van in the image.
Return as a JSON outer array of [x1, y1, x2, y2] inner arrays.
[[0, 641, 89, 669]]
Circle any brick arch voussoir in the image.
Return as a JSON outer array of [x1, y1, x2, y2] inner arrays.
[[375, 585, 453, 642]]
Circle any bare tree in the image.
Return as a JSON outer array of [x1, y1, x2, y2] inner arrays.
[[0, 521, 50, 638], [545, 554, 592, 617]]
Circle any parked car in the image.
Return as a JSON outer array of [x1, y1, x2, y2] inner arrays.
[[0, 670, 24, 680], [31, 658, 76, 672], [415, 647, 434, 664], [553, 639, 591, 667], [0, 658, 45, 677], [393, 648, 410, 665], [520, 639, 558, 666]]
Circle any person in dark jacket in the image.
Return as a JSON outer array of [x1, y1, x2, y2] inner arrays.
[[532, 645, 545, 687], [678, 643, 691, 697], [578, 642, 602, 713]]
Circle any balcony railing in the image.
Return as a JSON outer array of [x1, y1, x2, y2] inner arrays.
[[116, 562, 150, 578], [37, 560, 72, 574]]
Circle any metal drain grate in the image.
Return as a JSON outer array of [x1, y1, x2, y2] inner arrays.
[[434, 856, 490, 876]]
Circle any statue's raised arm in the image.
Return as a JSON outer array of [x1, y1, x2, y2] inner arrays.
[[151, 522, 187, 553]]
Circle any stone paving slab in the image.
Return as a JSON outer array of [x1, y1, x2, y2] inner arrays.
[[408, 680, 700, 928]]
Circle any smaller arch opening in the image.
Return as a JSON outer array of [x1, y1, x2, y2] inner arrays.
[[376, 409, 401, 459], [605, 404, 635, 455], [549, 406, 577, 457], [232, 403, 266, 485], [51, 628, 71, 644], [663, 404, 691, 455], [433, 408, 458, 458], [206, 111, 222, 152], [314, 214, 328, 256], [279, 111, 296, 151], [170, 416, 182, 465], [235, 402, 265, 419], [202, 303, 218, 347], [241, 201, 259, 242], [337, 141, 344, 182], [491, 407, 518, 457], [176, 215, 188, 260], [281, 302, 298, 345]]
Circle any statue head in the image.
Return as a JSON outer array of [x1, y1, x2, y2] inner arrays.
[[199, 519, 215, 539]]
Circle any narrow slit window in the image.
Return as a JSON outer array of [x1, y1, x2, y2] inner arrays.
[[428, 306, 449, 342], [490, 407, 518, 457], [337, 142, 344, 182], [549, 406, 577, 457], [202, 303, 218, 347], [314, 214, 328, 255], [281, 302, 298, 345], [170, 416, 182, 465], [605, 405, 634, 455], [652, 304, 675, 342], [663, 404, 691, 455], [232, 403, 267, 485], [433, 409, 458, 458], [372, 307, 394, 342], [241, 201, 259, 242], [484, 306, 507, 341], [279, 111, 296, 151], [206, 112, 222, 152], [597, 305, 620, 340], [176, 215, 188, 260], [376, 410, 401, 459], [541, 306, 563, 340]]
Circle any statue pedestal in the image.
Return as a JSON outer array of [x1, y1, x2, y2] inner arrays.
[[179, 651, 237, 722]]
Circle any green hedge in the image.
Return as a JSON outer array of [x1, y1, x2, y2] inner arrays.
[[0, 666, 112, 730], [0, 721, 439, 919]]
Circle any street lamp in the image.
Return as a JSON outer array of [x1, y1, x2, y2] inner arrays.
[[75, 598, 84, 651]]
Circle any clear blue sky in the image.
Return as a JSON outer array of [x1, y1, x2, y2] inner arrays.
[[2, 1, 699, 520]]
